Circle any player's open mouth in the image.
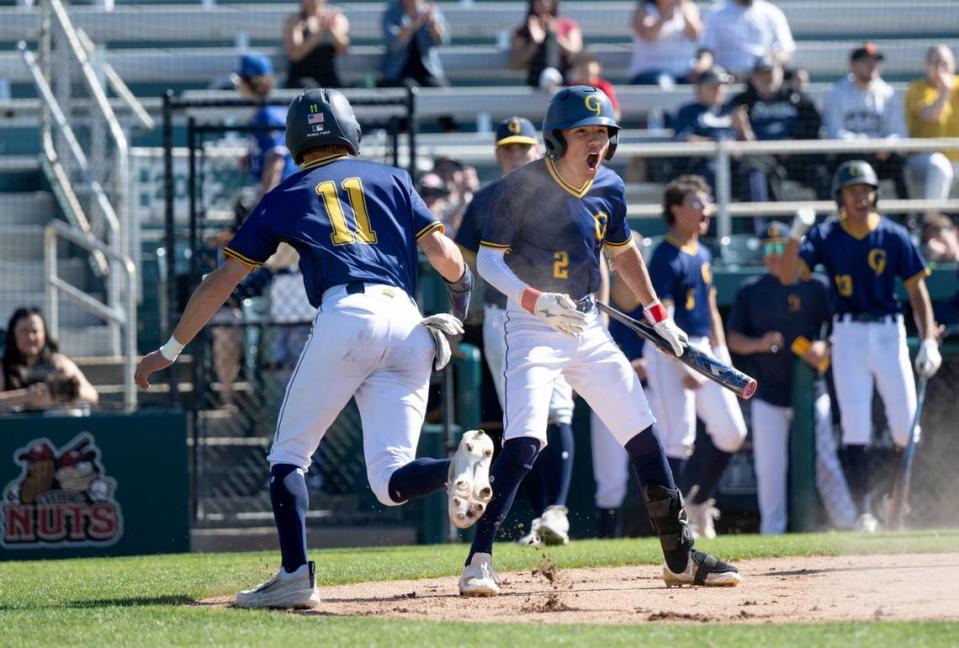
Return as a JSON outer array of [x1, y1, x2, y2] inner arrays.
[[586, 152, 600, 172]]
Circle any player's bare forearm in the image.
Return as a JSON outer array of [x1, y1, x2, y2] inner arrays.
[[458, 246, 478, 273], [418, 230, 465, 282], [906, 278, 937, 341], [782, 238, 802, 285], [726, 331, 758, 355], [708, 291, 727, 349], [173, 259, 251, 346], [609, 243, 658, 307]]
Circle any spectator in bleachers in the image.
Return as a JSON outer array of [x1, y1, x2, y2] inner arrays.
[[629, 0, 705, 87], [823, 43, 910, 200], [701, 0, 795, 80], [511, 0, 582, 89], [431, 156, 478, 238], [921, 213, 959, 263], [283, 0, 350, 89], [0, 307, 98, 413], [381, 0, 449, 88], [905, 45, 959, 204], [729, 56, 830, 202], [417, 172, 457, 233], [569, 51, 621, 121]]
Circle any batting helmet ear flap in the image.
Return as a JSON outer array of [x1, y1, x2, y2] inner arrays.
[[605, 128, 618, 161], [544, 129, 567, 159]]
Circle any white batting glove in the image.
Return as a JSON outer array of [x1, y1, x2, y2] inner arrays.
[[790, 207, 816, 240], [915, 338, 942, 378], [644, 299, 688, 357], [421, 314, 464, 371], [521, 289, 587, 336]]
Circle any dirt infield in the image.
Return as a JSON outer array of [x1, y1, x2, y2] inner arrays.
[[204, 552, 959, 624]]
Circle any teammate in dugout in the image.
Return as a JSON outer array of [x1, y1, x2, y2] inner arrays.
[[461, 86, 741, 596], [134, 88, 489, 610], [783, 160, 942, 532], [726, 222, 856, 534], [456, 116, 577, 547], [642, 175, 747, 539]]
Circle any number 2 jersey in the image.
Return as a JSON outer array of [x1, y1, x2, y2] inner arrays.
[[224, 153, 442, 307], [479, 158, 632, 300], [798, 212, 929, 316]]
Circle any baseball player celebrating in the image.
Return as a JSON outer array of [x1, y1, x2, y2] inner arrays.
[[727, 222, 856, 534], [783, 160, 942, 531], [135, 89, 492, 609], [456, 116, 576, 546], [461, 86, 741, 596], [643, 176, 748, 539]]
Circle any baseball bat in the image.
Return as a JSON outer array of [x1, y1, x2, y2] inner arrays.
[[887, 375, 927, 530], [597, 302, 757, 400]]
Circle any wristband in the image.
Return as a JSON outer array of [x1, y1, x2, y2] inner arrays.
[[643, 299, 669, 325], [159, 336, 185, 362], [520, 287, 541, 314]]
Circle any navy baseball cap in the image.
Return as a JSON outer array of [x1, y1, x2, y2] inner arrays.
[[239, 53, 273, 77], [760, 221, 790, 242], [697, 66, 733, 85], [495, 117, 538, 147], [752, 55, 780, 72]]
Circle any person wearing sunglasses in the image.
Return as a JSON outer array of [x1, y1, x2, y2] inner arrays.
[[726, 222, 856, 534]]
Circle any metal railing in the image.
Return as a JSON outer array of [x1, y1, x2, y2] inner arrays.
[[45, 221, 138, 411]]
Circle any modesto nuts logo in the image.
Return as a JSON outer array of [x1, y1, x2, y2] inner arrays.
[[2, 433, 124, 549]]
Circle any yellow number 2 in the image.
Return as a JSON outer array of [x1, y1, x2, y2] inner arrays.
[[315, 177, 378, 246], [553, 251, 569, 279], [835, 274, 853, 297]]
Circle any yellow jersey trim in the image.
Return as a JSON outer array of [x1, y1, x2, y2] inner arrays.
[[480, 240, 511, 249], [222, 247, 263, 269], [545, 157, 593, 198], [301, 153, 348, 171], [904, 267, 932, 288], [665, 234, 699, 256], [604, 237, 632, 248], [839, 210, 880, 240], [415, 221, 445, 240]]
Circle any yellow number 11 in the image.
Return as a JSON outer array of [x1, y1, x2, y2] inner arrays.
[[315, 177, 378, 246]]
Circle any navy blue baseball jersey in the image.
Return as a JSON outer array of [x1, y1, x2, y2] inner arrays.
[[455, 181, 506, 309], [249, 106, 298, 184], [479, 158, 631, 300], [727, 273, 830, 407], [224, 153, 442, 307], [647, 236, 714, 337], [608, 302, 646, 361], [671, 102, 737, 142], [799, 213, 930, 316]]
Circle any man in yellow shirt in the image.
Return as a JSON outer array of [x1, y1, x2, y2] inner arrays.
[[905, 44, 959, 202]]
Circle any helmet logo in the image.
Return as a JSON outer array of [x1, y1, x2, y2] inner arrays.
[[584, 94, 602, 117], [868, 249, 886, 276], [508, 119, 522, 134], [850, 165, 861, 177]]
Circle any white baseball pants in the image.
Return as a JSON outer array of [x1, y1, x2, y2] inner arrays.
[[590, 410, 630, 509]]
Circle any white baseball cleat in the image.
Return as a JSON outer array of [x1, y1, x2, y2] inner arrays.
[[663, 550, 742, 588], [448, 430, 494, 529], [854, 512, 880, 533], [684, 487, 719, 539], [517, 517, 542, 546], [535, 505, 570, 545], [459, 552, 502, 596], [235, 561, 321, 609]]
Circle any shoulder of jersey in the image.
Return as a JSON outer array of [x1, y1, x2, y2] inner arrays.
[[597, 165, 624, 189], [738, 273, 763, 291], [807, 272, 830, 289]]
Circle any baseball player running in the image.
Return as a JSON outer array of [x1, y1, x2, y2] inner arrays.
[[460, 86, 741, 596], [783, 160, 942, 531], [727, 222, 856, 534], [135, 89, 492, 609], [456, 116, 576, 546], [643, 176, 748, 539]]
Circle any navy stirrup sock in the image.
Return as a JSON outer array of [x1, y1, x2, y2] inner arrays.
[[466, 437, 541, 564], [625, 426, 676, 491], [688, 443, 733, 504], [270, 464, 309, 573], [666, 457, 687, 488], [387, 458, 450, 503], [843, 444, 870, 513]]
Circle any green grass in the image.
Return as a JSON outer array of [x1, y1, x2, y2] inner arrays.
[[1, 530, 957, 647]]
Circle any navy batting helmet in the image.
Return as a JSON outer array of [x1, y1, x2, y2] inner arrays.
[[832, 159, 879, 207], [542, 86, 620, 161], [286, 88, 362, 164]]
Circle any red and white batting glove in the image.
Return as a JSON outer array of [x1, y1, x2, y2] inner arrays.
[[644, 299, 688, 357], [521, 288, 587, 336]]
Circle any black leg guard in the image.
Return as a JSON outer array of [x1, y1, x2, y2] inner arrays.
[[641, 484, 695, 573], [596, 507, 623, 539]]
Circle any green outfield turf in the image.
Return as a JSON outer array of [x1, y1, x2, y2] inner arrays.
[[1, 530, 957, 647]]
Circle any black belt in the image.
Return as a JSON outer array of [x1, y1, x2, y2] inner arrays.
[[346, 281, 367, 295], [573, 294, 596, 313], [835, 313, 900, 324]]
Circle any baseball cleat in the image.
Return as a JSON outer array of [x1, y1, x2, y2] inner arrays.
[[854, 512, 880, 533], [448, 430, 494, 529], [663, 550, 742, 588], [535, 505, 570, 546], [459, 552, 502, 596], [684, 487, 719, 539], [517, 517, 542, 546], [235, 561, 321, 609]]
